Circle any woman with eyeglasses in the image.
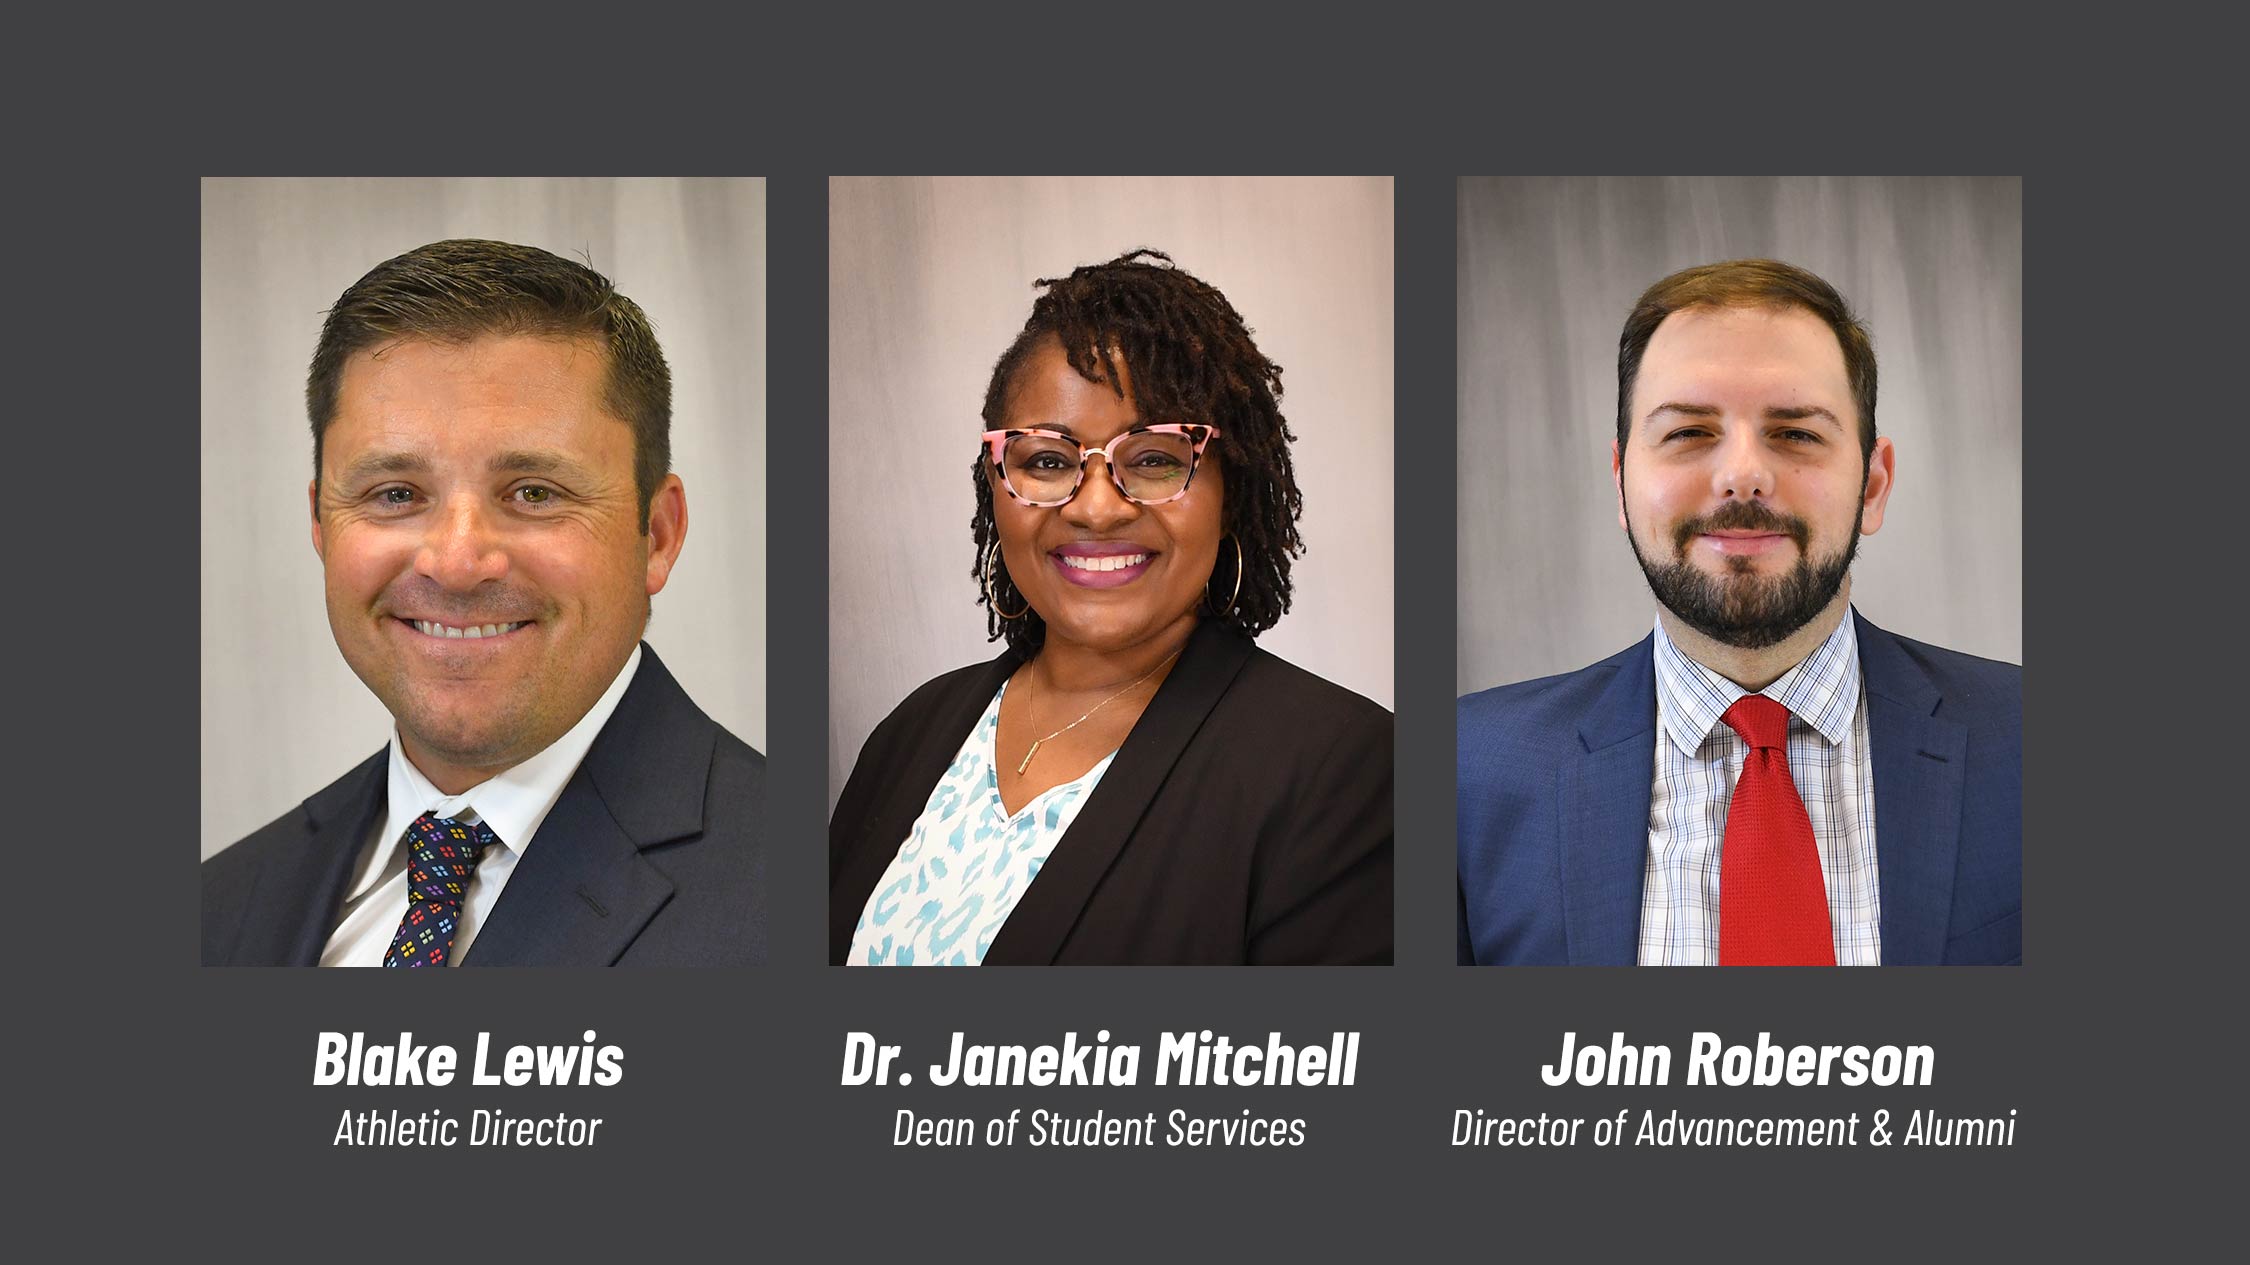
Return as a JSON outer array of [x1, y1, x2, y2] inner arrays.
[[830, 250, 1392, 965]]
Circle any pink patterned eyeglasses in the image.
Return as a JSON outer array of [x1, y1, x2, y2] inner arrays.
[[981, 423, 1220, 507]]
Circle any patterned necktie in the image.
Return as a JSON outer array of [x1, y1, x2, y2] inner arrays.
[[1718, 696, 1835, 966], [381, 813, 499, 969]]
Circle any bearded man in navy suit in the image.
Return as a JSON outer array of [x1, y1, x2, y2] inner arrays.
[[1458, 259, 2019, 967]]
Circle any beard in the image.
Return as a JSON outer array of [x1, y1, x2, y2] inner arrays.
[[1627, 498, 1859, 650]]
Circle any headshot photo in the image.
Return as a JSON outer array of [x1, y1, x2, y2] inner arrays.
[[1456, 176, 2021, 967], [828, 176, 1394, 965], [200, 177, 767, 967]]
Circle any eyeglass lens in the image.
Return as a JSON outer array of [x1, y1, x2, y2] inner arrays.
[[1002, 432, 1198, 504]]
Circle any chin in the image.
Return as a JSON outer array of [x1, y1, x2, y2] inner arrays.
[[397, 674, 513, 716], [1043, 607, 1169, 652], [405, 719, 536, 771], [394, 683, 536, 750]]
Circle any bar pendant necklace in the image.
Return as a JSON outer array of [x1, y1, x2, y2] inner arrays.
[[1016, 648, 1181, 775]]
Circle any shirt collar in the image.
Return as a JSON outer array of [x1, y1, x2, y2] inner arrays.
[[1652, 612, 1861, 758], [346, 646, 644, 902]]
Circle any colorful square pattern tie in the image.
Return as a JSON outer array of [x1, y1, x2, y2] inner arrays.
[[381, 813, 499, 969], [1717, 695, 1835, 966]]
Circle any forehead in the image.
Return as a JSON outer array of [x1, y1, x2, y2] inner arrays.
[[1635, 304, 1851, 411], [1000, 339, 1139, 442], [326, 333, 627, 462]]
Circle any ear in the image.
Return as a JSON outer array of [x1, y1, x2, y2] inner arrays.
[[1858, 437, 1897, 536], [644, 474, 689, 595], [308, 479, 325, 560], [1610, 439, 1628, 532]]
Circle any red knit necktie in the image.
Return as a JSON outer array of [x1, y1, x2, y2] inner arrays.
[[1718, 696, 1834, 965]]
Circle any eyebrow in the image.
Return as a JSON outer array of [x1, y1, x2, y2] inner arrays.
[[333, 451, 430, 485], [1764, 405, 1842, 429], [331, 449, 595, 486], [1643, 402, 1722, 425], [1016, 417, 1156, 441], [1642, 402, 1843, 430], [488, 450, 595, 480]]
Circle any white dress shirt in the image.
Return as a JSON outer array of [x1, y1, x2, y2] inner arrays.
[[320, 646, 642, 967], [1639, 614, 1881, 966]]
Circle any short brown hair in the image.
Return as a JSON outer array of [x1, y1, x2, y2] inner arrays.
[[1616, 258, 1876, 465], [306, 238, 671, 526]]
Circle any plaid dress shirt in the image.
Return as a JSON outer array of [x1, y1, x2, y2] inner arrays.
[[1639, 612, 1882, 965]]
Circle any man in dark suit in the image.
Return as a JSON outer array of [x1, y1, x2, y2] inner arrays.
[[202, 240, 765, 967], [1458, 259, 2019, 966]]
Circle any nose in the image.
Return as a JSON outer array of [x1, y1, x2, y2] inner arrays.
[[1062, 453, 1144, 531], [414, 496, 510, 589], [1710, 424, 1775, 501]]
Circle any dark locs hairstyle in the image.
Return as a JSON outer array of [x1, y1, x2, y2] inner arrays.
[[971, 249, 1305, 656], [1616, 258, 1878, 467], [306, 238, 672, 529]]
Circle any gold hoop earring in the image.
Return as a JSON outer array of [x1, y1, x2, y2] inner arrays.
[[983, 538, 1030, 620], [1209, 532, 1243, 618]]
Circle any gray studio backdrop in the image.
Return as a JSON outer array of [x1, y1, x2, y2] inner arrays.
[[1457, 175, 2022, 691], [201, 177, 767, 859], [829, 176, 1395, 809]]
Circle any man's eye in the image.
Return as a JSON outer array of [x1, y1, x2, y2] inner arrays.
[[513, 485, 557, 505], [1664, 428, 1711, 442], [1778, 429, 1822, 444], [375, 487, 417, 506]]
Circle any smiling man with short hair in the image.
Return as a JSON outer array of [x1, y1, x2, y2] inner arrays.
[[1458, 259, 2020, 967], [203, 239, 765, 967]]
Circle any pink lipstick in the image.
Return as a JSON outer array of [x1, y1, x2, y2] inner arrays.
[[1050, 541, 1157, 589]]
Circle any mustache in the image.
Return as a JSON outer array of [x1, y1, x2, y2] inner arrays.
[[1672, 501, 1810, 552], [378, 578, 548, 624]]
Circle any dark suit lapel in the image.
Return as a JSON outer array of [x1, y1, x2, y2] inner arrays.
[[463, 775, 678, 966], [831, 652, 1018, 961], [985, 622, 1253, 965], [465, 646, 705, 967], [1857, 613, 1967, 966], [1559, 636, 1656, 966], [230, 751, 386, 967]]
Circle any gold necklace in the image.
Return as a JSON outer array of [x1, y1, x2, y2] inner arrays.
[[1015, 648, 1182, 775]]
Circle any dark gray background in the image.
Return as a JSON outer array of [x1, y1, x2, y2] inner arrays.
[[19, 24, 2227, 1256]]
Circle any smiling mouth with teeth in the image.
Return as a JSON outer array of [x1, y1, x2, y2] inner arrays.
[[406, 619, 530, 640], [1057, 553, 1151, 572]]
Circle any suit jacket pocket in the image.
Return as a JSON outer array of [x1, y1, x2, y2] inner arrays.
[[1943, 907, 2020, 965]]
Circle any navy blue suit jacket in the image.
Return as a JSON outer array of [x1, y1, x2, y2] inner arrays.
[[202, 645, 767, 967], [1458, 611, 2019, 965]]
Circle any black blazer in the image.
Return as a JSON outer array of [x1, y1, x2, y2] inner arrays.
[[831, 621, 1392, 965], [202, 645, 766, 967]]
